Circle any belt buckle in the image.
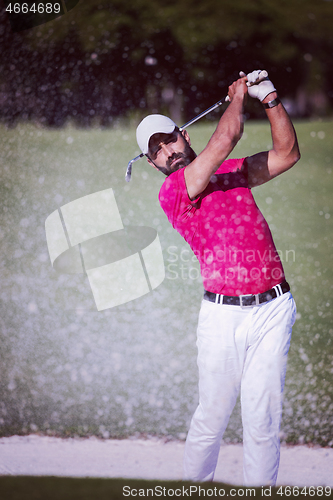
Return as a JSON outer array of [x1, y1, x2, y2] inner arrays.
[[239, 294, 258, 308]]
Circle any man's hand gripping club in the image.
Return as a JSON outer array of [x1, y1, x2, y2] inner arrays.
[[239, 70, 276, 101]]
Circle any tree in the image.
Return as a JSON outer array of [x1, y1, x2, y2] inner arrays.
[[1, 0, 332, 124]]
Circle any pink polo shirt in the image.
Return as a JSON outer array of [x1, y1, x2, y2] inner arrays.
[[159, 157, 285, 296]]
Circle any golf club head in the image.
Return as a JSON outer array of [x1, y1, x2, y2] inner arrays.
[[125, 154, 144, 182]]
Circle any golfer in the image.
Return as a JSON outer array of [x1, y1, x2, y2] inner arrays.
[[136, 71, 300, 486]]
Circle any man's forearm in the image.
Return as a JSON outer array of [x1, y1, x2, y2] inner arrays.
[[184, 92, 246, 199], [207, 93, 245, 157], [184, 77, 248, 199], [263, 92, 300, 169]]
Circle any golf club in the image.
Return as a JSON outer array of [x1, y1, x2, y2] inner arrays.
[[125, 153, 144, 182], [125, 70, 268, 181]]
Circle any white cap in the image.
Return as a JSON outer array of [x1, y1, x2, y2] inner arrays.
[[136, 114, 177, 155]]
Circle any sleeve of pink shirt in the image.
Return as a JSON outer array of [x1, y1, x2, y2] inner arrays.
[[159, 158, 248, 227]]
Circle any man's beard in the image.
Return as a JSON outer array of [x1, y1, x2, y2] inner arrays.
[[154, 143, 197, 176]]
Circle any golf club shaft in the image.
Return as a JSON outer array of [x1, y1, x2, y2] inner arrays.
[[179, 70, 268, 131], [179, 98, 227, 131]]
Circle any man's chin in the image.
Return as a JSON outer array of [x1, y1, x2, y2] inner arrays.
[[169, 161, 186, 173]]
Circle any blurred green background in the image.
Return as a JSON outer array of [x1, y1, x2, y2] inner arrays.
[[0, 119, 332, 445], [1, 0, 333, 126]]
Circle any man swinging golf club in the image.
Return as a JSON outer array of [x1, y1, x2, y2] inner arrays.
[[135, 70, 300, 486]]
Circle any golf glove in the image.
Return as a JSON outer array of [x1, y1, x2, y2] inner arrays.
[[240, 70, 276, 102]]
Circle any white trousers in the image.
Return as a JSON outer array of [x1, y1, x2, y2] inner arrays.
[[183, 292, 296, 486]]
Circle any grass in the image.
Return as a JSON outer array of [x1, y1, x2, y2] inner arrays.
[[0, 119, 332, 447]]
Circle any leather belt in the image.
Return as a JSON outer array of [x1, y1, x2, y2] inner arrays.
[[204, 281, 290, 308]]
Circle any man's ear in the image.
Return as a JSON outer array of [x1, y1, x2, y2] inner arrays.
[[181, 129, 191, 146]]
